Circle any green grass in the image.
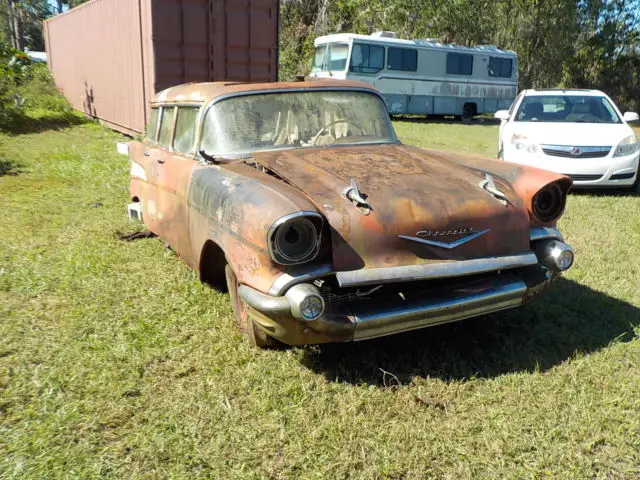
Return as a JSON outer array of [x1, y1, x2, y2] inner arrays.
[[1, 118, 639, 479]]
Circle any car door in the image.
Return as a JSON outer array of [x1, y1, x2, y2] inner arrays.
[[154, 105, 202, 262]]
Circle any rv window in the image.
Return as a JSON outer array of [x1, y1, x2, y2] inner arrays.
[[446, 53, 473, 75], [312, 43, 349, 72], [173, 107, 199, 155], [328, 43, 349, 71], [146, 107, 159, 142], [312, 46, 327, 72], [488, 57, 513, 78], [387, 47, 417, 72], [158, 107, 175, 147], [350, 43, 384, 73]]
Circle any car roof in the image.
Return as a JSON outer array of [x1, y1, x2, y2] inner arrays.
[[151, 79, 379, 105], [522, 88, 607, 97]]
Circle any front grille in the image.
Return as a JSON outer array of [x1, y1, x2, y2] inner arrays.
[[542, 145, 611, 159], [566, 173, 603, 181], [314, 270, 514, 307]]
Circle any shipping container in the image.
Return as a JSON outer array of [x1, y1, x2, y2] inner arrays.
[[44, 0, 279, 135]]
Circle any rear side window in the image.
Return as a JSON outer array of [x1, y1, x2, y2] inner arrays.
[[350, 43, 384, 73], [146, 108, 159, 141], [387, 47, 417, 72], [489, 57, 513, 78], [446, 53, 473, 75], [173, 107, 199, 154], [158, 107, 175, 147]]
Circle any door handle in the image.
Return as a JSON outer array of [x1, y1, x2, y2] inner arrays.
[[143, 151, 150, 156], [156, 158, 165, 164]]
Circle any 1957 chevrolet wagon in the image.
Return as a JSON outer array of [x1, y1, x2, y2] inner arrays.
[[127, 80, 574, 347]]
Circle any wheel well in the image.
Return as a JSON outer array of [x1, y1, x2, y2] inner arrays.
[[199, 240, 228, 292], [463, 103, 477, 115]]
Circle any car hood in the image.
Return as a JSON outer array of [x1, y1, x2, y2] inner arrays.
[[252, 144, 533, 270], [509, 122, 633, 146]]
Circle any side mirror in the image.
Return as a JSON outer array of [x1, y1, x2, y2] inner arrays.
[[623, 112, 639, 123], [494, 110, 510, 121]]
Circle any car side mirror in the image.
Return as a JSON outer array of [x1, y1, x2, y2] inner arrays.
[[623, 112, 639, 123], [494, 110, 510, 121]]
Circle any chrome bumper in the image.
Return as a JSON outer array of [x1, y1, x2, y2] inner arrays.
[[350, 275, 526, 340], [239, 231, 572, 344]]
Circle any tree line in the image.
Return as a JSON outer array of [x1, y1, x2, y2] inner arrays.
[[280, 0, 640, 111], [1, 0, 639, 111]]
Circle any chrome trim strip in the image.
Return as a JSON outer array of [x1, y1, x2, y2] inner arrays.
[[238, 285, 291, 315], [335, 253, 538, 287], [399, 228, 490, 249], [268, 264, 334, 296], [529, 227, 564, 242], [353, 278, 527, 340], [541, 144, 611, 153]]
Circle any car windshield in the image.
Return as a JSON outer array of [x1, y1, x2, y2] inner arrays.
[[200, 90, 396, 156], [514, 95, 621, 123]]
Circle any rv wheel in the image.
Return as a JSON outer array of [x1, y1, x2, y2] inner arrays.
[[462, 103, 476, 123]]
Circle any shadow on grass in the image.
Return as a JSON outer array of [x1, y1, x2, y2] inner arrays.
[[0, 153, 22, 176], [391, 114, 500, 127], [300, 278, 639, 384], [2, 110, 87, 135]]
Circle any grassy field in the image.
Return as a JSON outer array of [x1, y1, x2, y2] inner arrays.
[[1, 117, 639, 479]]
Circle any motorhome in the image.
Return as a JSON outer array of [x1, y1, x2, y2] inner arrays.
[[309, 32, 518, 120]]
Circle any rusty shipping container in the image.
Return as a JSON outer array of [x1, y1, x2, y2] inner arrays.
[[44, 0, 279, 135]]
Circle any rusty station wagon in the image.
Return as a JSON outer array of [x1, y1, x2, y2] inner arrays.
[[127, 80, 574, 347]]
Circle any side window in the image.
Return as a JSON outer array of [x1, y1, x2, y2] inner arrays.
[[146, 108, 160, 142], [387, 47, 417, 72], [173, 107, 199, 155], [350, 43, 384, 73], [446, 53, 473, 75], [157, 107, 175, 147], [489, 57, 513, 78]]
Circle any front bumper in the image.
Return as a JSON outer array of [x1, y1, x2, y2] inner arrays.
[[504, 149, 639, 188], [239, 229, 572, 345]]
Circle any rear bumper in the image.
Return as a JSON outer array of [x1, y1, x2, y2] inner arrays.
[[238, 231, 571, 345]]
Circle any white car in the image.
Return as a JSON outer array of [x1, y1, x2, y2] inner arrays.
[[495, 89, 640, 189]]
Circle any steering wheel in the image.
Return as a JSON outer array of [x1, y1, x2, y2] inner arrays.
[[311, 119, 362, 146]]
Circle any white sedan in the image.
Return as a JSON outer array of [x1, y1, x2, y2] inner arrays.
[[495, 89, 639, 189]]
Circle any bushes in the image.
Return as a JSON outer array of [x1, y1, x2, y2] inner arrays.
[[0, 44, 81, 133]]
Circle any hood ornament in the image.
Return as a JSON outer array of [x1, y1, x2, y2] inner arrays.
[[479, 173, 508, 206], [343, 179, 370, 215]]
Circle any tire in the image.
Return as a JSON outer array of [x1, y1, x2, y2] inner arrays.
[[462, 104, 475, 123], [630, 167, 640, 193], [224, 265, 275, 348]]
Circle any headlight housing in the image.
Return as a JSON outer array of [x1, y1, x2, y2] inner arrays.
[[268, 212, 323, 265], [613, 135, 639, 157], [532, 182, 567, 223], [511, 134, 539, 154]]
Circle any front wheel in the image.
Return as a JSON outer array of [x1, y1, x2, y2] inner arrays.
[[462, 104, 475, 123], [225, 265, 276, 348]]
